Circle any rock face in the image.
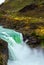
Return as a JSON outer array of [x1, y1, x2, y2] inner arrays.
[[19, 4, 38, 12], [23, 34, 41, 48], [0, 39, 8, 65], [0, 17, 44, 48], [0, 0, 44, 12]]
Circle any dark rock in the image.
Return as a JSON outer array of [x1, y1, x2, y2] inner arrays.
[[19, 4, 38, 13], [0, 39, 8, 65], [23, 34, 41, 48]]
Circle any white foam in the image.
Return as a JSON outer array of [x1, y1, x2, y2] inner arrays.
[[8, 41, 44, 65], [0, 26, 44, 65]]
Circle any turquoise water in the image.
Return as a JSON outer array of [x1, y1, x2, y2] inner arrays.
[[0, 26, 23, 60], [0, 26, 23, 43], [0, 26, 44, 65]]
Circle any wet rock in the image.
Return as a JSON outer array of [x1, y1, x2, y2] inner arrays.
[[0, 39, 8, 65], [23, 34, 41, 48], [0, 17, 44, 48]]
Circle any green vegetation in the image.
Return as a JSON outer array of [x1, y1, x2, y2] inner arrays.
[[0, 0, 44, 48], [0, 0, 44, 18], [1, 0, 44, 12]]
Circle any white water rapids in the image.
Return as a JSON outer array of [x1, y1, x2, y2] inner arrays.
[[0, 26, 44, 65]]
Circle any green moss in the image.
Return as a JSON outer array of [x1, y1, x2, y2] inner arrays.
[[2, 0, 44, 12]]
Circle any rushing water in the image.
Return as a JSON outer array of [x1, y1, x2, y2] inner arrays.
[[0, 26, 44, 65]]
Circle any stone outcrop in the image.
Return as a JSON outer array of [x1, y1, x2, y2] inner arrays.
[[0, 15, 44, 65], [0, 17, 44, 48], [0, 39, 8, 65], [0, 0, 44, 64]]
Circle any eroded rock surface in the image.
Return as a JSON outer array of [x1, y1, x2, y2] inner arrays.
[[0, 39, 8, 65]]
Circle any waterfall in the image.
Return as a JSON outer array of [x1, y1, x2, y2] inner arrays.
[[0, 26, 44, 65], [0, 26, 23, 60]]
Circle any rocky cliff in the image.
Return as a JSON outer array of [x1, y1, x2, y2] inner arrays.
[[0, 39, 8, 65], [0, 16, 44, 48], [0, 0, 44, 64]]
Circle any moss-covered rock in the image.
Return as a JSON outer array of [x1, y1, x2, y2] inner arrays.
[[0, 17, 44, 48]]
